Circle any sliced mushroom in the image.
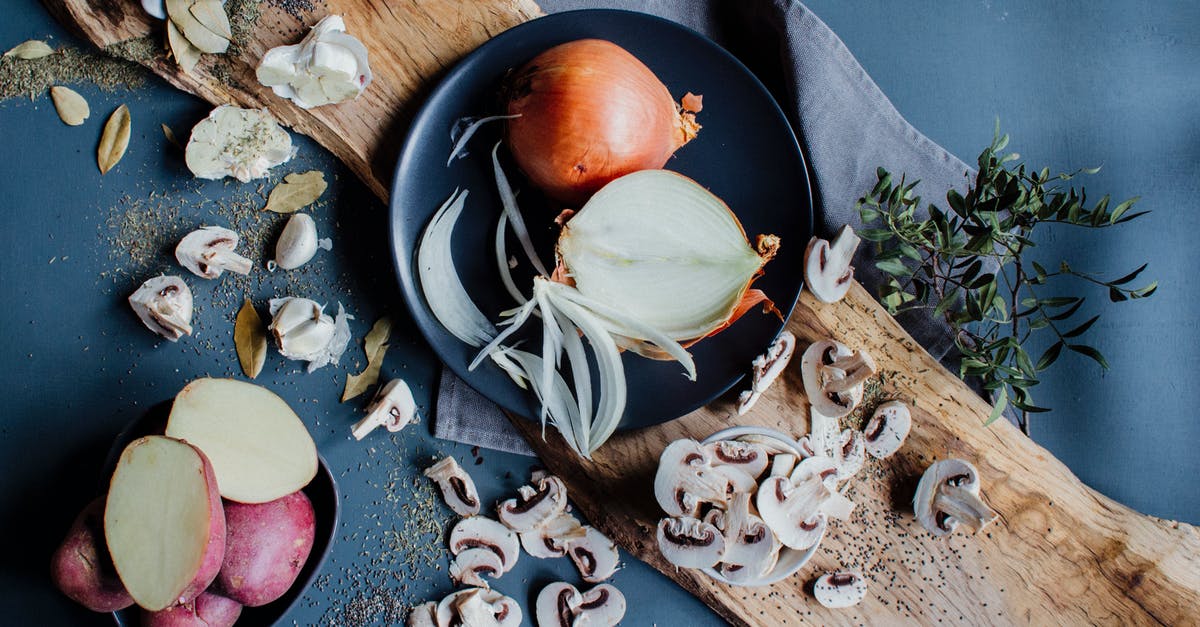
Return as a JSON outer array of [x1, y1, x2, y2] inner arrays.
[[705, 440, 769, 479], [736, 330, 797, 415], [813, 570, 868, 608], [350, 378, 419, 440], [437, 588, 521, 627], [575, 584, 626, 626], [718, 558, 779, 584], [497, 475, 569, 532], [654, 439, 728, 517], [449, 516, 520, 573], [719, 493, 780, 575], [757, 475, 832, 549], [914, 459, 999, 536], [804, 225, 861, 303], [833, 429, 865, 481], [175, 226, 252, 279], [535, 581, 581, 627], [406, 601, 438, 627], [790, 455, 839, 488], [801, 339, 876, 417], [770, 453, 797, 477], [864, 400, 912, 459], [565, 526, 620, 582], [422, 456, 480, 517], [807, 406, 840, 458], [128, 275, 193, 341], [656, 516, 725, 570], [534, 582, 625, 627], [449, 547, 504, 588], [734, 433, 796, 455], [519, 511, 586, 559]]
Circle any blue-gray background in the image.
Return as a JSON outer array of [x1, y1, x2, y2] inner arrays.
[[1, 1, 1195, 625]]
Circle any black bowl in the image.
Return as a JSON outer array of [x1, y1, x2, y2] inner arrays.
[[104, 402, 338, 627]]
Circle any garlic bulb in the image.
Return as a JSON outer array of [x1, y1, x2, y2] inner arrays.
[[256, 16, 373, 109], [273, 214, 332, 270], [129, 275, 194, 341], [185, 105, 295, 182], [267, 297, 351, 372]]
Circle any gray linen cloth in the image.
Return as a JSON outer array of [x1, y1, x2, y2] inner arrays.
[[435, 0, 973, 456]]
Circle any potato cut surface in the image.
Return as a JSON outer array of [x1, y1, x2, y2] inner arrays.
[[166, 378, 318, 503], [104, 436, 221, 611]]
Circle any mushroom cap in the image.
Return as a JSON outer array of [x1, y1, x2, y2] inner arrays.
[[535, 582, 582, 627], [449, 516, 520, 573], [803, 225, 860, 304], [576, 583, 626, 626], [405, 601, 438, 627], [705, 440, 769, 478], [813, 570, 868, 608], [184, 105, 294, 182], [864, 400, 912, 459], [656, 517, 725, 570], [497, 475, 568, 532], [913, 458, 996, 536], [757, 476, 830, 550], [436, 588, 521, 627], [449, 547, 503, 588], [519, 511, 586, 559], [423, 456, 480, 517], [801, 340, 862, 418], [654, 439, 726, 517], [175, 226, 247, 279], [833, 429, 866, 481], [128, 275, 193, 341], [566, 526, 620, 583]]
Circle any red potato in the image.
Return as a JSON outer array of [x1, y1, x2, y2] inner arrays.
[[141, 591, 243, 627], [50, 497, 134, 612], [104, 436, 226, 611], [217, 491, 315, 607]]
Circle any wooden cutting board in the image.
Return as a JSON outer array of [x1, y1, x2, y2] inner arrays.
[[47, 1, 1200, 625]]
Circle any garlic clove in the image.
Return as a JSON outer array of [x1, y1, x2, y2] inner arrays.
[[128, 275, 194, 342], [185, 105, 295, 182], [255, 16, 371, 109], [267, 297, 352, 372], [256, 44, 302, 86], [274, 214, 324, 270]]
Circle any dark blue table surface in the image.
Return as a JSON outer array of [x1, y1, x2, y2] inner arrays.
[[2, 1, 1196, 625]]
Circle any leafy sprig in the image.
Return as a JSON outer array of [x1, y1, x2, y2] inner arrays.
[[858, 123, 1156, 434]]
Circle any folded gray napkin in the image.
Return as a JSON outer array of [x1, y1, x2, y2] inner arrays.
[[435, 0, 973, 456]]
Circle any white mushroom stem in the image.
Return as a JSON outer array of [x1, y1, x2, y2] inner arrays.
[[804, 225, 861, 304], [935, 484, 998, 532], [737, 330, 796, 415], [824, 351, 876, 393], [351, 379, 418, 440]]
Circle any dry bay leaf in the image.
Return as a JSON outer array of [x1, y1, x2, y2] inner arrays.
[[161, 123, 180, 148], [166, 18, 201, 74], [165, 0, 229, 54], [49, 86, 89, 126], [265, 171, 328, 213], [342, 316, 393, 401], [234, 298, 268, 378], [97, 104, 130, 175], [189, 0, 233, 41], [4, 40, 54, 59]]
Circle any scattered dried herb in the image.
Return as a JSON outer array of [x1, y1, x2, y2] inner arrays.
[[0, 45, 146, 101], [49, 85, 89, 126], [265, 170, 327, 213], [343, 316, 392, 401], [235, 297, 268, 378], [4, 40, 55, 60], [161, 123, 181, 148], [97, 104, 131, 174]]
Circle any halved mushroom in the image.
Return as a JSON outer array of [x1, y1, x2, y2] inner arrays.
[[535, 582, 625, 627], [656, 516, 725, 569], [449, 547, 504, 588], [719, 493, 780, 576], [535, 582, 581, 627], [770, 453, 797, 477], [497, 475, 569, 532], [757, 476, 832, 549], [813, 570, 868, 608], [519, 511, 586, 559], [350, 378, 419, 440], [705, 440, 769, 479], [864, 400, 912, 459], [174, 226, 252, 279], [423, 456, 480, 517], [654, 439, 728, 517], [833, 429, 865, 481], [801, 340, 876, 418], [789, 455, 855, 520], [128, 275, 193, 341], [565, 526, 620, 582], [804, 225, 861, 303], [914, 459, 999, 537], [575, 584, 626, 626], [736, 330, 797, 415], [436, 588, 521, 627], [406, 601, 437, 627], [449, 516, 520, 573]]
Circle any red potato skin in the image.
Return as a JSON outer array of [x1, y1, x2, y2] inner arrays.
[[50, 497, 134, 612], [216, 491, 315, 607], [141, 591, 243, 627], [173, 440, 228, 606]]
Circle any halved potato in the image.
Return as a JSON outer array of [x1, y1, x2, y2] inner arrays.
[[166, 378, 318, 503], [104, 436, 225, 611]]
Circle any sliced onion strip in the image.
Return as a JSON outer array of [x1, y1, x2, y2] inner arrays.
[[446, 114, 520, 166], [492, 142, 549, 277], [417, 189, 495, 347]]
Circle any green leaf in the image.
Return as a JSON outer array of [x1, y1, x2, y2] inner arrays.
[[875, 258, 912, 276], [984, 386, 1008, 426], [1068, 344, 1110, 369], [1107, 263, 1147, 286], [934, 288, 960, 316], [1048, 298, 1085, 321], [858, 228, 894, 242], [1109, 197, 1139, 224], [1108, 286, 1128, 302], [1131, 281, 1158, 298], [1039, 296, 1079, 308], [1062, 315, 1100, 338]]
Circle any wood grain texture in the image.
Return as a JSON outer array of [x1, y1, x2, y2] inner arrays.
[[48, 1, 1200, 624]]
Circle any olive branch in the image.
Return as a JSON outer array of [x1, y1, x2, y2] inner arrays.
[[857, 123, 1157, 434]]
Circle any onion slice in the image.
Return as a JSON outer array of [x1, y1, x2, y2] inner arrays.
[[417, 189, 495, 347], [492, 142, 549, 277], [447, 114, 520, 166]]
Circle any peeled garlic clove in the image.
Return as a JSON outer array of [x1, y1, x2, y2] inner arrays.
[[268, 297, 352, 372], [185, 105, 295, 182], [274, 214, 332, 270], [176, 226, 253, 278], [129, 275, 193, 341], [255, 16, 372, 109]]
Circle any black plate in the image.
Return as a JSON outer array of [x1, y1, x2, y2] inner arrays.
[[105, 402, 339, 627], [391, 9, 813, 430]]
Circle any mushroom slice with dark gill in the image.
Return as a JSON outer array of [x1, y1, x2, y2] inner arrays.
[[803, 225, 861, 304], [423, 456, 480, 517], [520, 511, 586, 559], [436, 587, 522, 627], [174, 225, 253, 279], [719, 492, 780, 577], [565, 526, 620, 582], [757, 475, 837, 550], [128, 275, 194, 341], [656, 516, 725, 569], [654, 439, 729, 517], [449, 547, 504, 588], [497, 475, 569, 532], [736, 330, 797, 415], [813, 570, 868, 608], [705, 439, 769, 479], [449, 516, 520, 573], [350, 378, 418, 440], [863, 400, 912, 459], [800, 339, 876, 418], [914, 458, 999, 536], [535, 582, 625, 627], [833, 429, 865, 481], [405, 601, 437, 627]]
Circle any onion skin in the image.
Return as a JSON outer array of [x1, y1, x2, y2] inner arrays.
[[506, 39, 701, 205]]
